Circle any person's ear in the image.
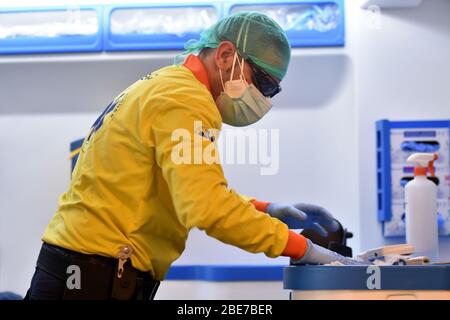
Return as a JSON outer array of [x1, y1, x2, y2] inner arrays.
[[214, 41, 236, 71]]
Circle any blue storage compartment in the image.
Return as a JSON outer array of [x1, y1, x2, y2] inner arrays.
[[1, 2, 345, 54], [225, 0, 345, 47], [103, 3, 221, 51], [0, 6, 103, 54], [376, 120, 450, 237]]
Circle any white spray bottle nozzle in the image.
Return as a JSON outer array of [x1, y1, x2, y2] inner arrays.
[[407, 153, 438, 177]]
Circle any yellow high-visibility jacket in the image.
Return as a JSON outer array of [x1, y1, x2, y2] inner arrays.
[[42, 56, 289, 280]]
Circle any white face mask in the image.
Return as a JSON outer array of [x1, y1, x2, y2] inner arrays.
[[215, 53, 272, 127]]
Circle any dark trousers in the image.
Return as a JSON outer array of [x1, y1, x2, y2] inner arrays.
[[26, 266, 68, 300], [25, 243, 160, 300]]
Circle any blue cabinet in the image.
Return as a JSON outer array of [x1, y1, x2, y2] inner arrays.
[[225, 0, 345, 47], [0, 6, 103, 54], [103, 3, 221, 51], [0, 1, 345, 54]]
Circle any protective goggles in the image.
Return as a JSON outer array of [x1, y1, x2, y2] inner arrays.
[[248, 61, 282, 98]]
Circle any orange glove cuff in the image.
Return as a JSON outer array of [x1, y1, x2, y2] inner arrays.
[[250, 200, 271, 212], [282, 231, 308, 260]]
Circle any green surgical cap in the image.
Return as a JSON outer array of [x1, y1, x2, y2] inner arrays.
[[182, 11, 291, 80]]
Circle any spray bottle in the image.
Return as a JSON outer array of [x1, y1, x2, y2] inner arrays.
[[405, 153, 439, 262]]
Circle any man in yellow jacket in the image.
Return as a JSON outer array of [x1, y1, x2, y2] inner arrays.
[[26, 11, 357, 300]]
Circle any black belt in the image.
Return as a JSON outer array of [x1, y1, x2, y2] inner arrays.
[[37, 243, 159, 300]]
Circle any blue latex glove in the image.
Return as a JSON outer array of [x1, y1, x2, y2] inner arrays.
[[266, 202, 307, 225], [266, 202, 339, 237], [292, 239, 367, 266]]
